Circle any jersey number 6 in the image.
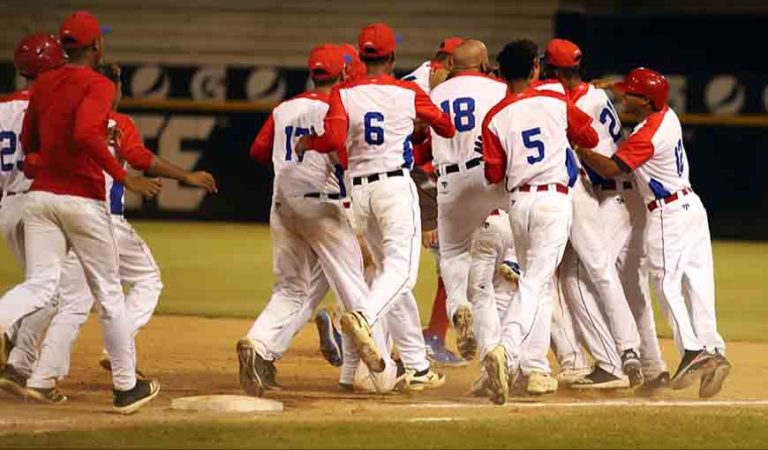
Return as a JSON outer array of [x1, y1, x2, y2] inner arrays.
[[364, 112, 385, 145], [522, 127, 545, 165]]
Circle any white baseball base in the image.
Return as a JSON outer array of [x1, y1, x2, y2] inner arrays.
[[171, 395, 283, 413]]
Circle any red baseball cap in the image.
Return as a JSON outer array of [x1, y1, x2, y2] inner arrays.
[[545, 38, 583, 69], [358, 23, 397, 58], [615, 67, 669, 109], [308, 44, 345, 80], [438, 37, 465, 55], [340, 43, 367, 81], [59, 10, 109, 48], [14, 34, 65, 78]]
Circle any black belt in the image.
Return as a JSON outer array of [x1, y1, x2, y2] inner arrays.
[[352, 169, 405, 186], [437, 157, 482, 177], [304, 192, 342, 200], [599, 181, 633, 191], [5, 191, 28, 197]]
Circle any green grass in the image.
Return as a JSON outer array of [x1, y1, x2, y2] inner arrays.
[[2, 409, 768, 448], [0, 221, 765, 341]]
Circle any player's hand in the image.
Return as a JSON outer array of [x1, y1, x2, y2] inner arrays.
[[295, 134, 315, 159], [429, 67, 450, 90], [591, 78, 616, 90], [184, 171, 218, 193], [422, 229, 439, 249], [124, 175, 162, 198]]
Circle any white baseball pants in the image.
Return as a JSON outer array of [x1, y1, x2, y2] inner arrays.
[[352, 174, 429, 372], [500, 189, 572, 375], [436, 164, 507, 323], [0, 191, 136, 391], [26, 215, 163, 389], [0, 193, 58, 378], [646, 192, 725, 355], [565, 177, 641, 353]]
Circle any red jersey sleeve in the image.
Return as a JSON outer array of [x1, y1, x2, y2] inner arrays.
[[566, 102, 599, 149], [613, 124, 656, 170], [413, 132, 433, 166], [306, 86, 348, 160], [250, 113, 275, 164], [20, 92, 39, 154], [412, 85, 455, 138], [114, 114, 154, 171], [481, 112, 507, 184], [74, 78, 127, 182]]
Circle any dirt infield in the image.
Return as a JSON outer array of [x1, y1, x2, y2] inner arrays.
[[1, 315, 766, 437]]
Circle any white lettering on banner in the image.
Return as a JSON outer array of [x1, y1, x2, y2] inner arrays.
[[128, 115, 215, 212], [191, 66, 226, 101], [705, 74, 745, 115], [246, 67, 286, 102], [131, 66, 170, 99]]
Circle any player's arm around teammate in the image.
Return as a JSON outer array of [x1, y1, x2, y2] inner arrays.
[[575, 68, 730, 398]]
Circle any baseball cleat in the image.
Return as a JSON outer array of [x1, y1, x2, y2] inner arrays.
[[236, 338, 267, 397], [409, 368, 446, 391], [24, 386, 68, 405], [556, 367, 593, 386], [468, 368, 490, 397], [340, 311, 385, 373], [499, 260, 521, 283], [526, 372, 559, 395], [0, 364, 27, 398], [621, 349, 645, 388], [338, 382, 354, 392], [482, 345, 508, 405], [113, 378, 160, 415], [424, 334, 468, 368], [569, 366, 630, 390], [315, 310, 343, 367], [670, 350, 716, 390], [635, 371, 671, 397], [0, 332, 10, 370], [453, 305, 477, 361], [699, 351, 731, 399]]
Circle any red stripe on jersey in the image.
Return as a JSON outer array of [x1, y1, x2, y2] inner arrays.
[[110, 112, 155, 171], [451, 71, 506, 85], [568, 82, 590, 104], [613, 106, 668, 170], [0, 90, 30, 103]]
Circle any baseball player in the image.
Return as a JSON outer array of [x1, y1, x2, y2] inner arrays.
[[542, 39, 667, 390], [481, 39, 599, 404], [0, 11, 161, 414], [297, 23, 454, 387], [533, 39, 642, 388], [402, 37, 466, 366], [238, 44, 404, 396], [0, 35, 65, 383], [428, 39, 508, 360], [574, 67, 730, 398], [5, 63, 217, 404]]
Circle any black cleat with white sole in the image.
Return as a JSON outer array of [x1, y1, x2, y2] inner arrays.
[[113, 379, 160, 415]]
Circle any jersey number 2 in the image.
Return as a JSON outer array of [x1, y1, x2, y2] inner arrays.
[[0, 131, 22, 172], [522, 127, 545, 165]]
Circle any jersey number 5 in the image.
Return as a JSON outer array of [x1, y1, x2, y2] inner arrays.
[[522, 127, 545, 165], [0, 131, 22, 172]]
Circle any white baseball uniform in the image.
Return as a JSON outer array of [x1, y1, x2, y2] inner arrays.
[[612, 105, 724, 355], [562, 82, 666, 376], [482, 84, 598, 375], [0, 90, 57, 378], [0, 67, 138, 391], [429, 72, 508, 323], [308, 74, 455, 373], [25, 113, 164, 390]]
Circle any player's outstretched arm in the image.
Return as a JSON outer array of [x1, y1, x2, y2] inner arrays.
[[123, 175, 162, 198], [147, 158, 218, 193]]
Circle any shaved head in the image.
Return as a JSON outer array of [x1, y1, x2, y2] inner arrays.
[[451, 39, 489, 73]]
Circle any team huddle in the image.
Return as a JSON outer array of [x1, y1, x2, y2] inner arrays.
[[0, 11, 731, 414]]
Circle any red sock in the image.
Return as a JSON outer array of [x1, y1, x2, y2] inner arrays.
[[425, 277, 449, 342]]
